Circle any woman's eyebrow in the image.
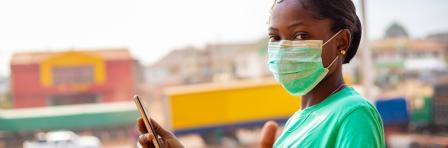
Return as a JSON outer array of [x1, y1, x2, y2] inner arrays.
[[269, 27, 279, 32], [288, 21, 305, 29]]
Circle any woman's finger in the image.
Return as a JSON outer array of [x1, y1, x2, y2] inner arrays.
[[157, 137, 165, 147], [137, 117, 148, 134], [260, 121, 278, 148], [139, 133, 155, 148], [150, 118, 175, 138]]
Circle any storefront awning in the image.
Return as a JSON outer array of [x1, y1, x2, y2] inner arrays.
[[0, 102, 139, 132]]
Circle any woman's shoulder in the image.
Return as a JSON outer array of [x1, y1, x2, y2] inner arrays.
[[327, 87, 378, 118]]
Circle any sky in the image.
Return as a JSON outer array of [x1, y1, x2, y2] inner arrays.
[[0, 0, 447, 77]]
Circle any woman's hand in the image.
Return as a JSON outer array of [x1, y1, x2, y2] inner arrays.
[[137, 117, 184, 148], [260, 121, 279, 148]]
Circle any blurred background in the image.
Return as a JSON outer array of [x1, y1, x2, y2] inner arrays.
[[1, 0, 448, 147]]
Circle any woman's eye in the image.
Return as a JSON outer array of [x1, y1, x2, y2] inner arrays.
[[295, 33, 309, 40], [269, 35, 280, 42]]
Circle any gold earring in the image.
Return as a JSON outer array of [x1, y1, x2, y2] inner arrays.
[[340, 50, 346, 55]]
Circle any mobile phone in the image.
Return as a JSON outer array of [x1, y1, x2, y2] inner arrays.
[[133, 95, 163, 148]]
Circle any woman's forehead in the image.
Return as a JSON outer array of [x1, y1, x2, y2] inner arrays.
[[270, 0, 317, 28]]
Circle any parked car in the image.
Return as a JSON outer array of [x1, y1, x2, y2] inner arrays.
[[23, 130, 100, 148]]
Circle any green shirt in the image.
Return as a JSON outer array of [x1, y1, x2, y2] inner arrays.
[[274, 87, 385, 148]]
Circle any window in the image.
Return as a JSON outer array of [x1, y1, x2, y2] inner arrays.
[[52, 65, 94, 85]]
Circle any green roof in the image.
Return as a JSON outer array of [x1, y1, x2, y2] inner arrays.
[[0, 102, 139, 132]]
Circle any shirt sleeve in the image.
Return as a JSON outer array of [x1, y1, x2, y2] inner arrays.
[[335, 106, 385, 148]]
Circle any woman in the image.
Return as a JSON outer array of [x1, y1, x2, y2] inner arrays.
[[137, 0, 385, 147]]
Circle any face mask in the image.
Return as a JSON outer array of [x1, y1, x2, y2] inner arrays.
[[267, 30, 342, 96]]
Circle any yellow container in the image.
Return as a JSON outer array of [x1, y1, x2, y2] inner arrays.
[[165, 79, 300, 133]]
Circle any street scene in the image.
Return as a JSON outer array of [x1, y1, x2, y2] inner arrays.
[[1, 0, 448, 147]]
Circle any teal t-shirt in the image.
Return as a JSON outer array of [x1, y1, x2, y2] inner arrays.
[[274, 87, 385, 148]]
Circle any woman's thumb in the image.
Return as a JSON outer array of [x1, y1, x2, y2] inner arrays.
[[260, 121, 279, 148]]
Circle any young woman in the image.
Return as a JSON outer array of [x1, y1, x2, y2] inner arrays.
[[137, 0, 385, 147]]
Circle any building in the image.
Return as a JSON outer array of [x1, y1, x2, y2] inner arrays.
[[371, 38, 447, 86], [206, 39, 270, 81], [428, 32, 448, 48], [145, 47, 210, 86], [2, 48, 141, 147], [10, 49, 137, 108], [144, 39, 270, 87]]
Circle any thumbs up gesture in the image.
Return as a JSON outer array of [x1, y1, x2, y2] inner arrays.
[[260, 121, 279, 148]]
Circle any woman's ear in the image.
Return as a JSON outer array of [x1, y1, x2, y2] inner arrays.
[[337, 29, 351, 56]]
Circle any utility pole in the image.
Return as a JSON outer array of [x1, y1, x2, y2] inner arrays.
[[359, 0, 375, 100]]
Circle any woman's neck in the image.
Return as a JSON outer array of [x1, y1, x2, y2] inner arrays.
[[301, 71, 345, 109]]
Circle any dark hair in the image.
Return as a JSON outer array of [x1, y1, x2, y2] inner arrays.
[[273, 0, 362, 64]]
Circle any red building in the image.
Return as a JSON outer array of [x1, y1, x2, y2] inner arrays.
[[10, 49, 137, 108]]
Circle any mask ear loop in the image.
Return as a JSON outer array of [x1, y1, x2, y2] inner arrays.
[[322, 30, 343, 46], [326, 55, 339, 69], [322, 30, 343, 69]]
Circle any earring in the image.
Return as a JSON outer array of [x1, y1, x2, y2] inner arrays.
[[340, 50, 346, 55]]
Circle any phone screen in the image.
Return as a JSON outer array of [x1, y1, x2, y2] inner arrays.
[[133, 95, 163, 148]]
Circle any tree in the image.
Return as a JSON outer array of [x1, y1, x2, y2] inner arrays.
[[385, 22, 409, 38]]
